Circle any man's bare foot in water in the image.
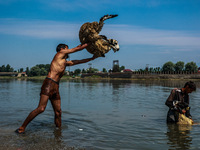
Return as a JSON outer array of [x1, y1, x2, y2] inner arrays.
[[15, 127, 25, 134]]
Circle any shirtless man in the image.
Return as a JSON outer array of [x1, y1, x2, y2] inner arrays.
[[16, 43, 98, 133]]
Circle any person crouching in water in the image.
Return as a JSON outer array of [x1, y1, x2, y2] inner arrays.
[[165, 81, 196, 124]]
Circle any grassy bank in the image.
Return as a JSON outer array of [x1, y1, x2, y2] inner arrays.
[[1, 75, 200, 81]]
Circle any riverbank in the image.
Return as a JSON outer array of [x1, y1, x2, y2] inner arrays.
[[81, 72, 200, 80], [1, 73, 200, 81]]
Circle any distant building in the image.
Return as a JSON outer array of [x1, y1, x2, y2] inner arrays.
[[65, 71, 70, 75], [17, 72, 27, 77], [122, 69, 133, 72]]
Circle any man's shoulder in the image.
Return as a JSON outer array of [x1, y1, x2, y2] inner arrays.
[[171, 88, 181, 93], [53, 52, 65, 59], [50, 53, 63, 65]]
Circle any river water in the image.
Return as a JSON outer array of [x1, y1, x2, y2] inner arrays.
[[0, 79, 200, 150]]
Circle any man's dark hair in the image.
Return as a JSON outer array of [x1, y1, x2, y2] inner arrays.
[[184, 81, 196, 91], [56, 44, 68, 52]]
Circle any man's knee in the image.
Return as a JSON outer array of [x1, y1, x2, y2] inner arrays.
[[37, 106, 46, 113], [55, 109, 62, 118]]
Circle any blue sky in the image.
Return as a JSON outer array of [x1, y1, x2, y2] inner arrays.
[[0, 0, 200, 71]]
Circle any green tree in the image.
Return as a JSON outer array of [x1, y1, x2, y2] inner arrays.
[[30, 66, 41, 76], [174, 61, 184, 72], [87, 68, 98, 73], [26, 67, 30, 76], [87, 67, 93, 73], [82, 69, 86, 73], [162, 61, 174, 72], [102, 68, 107, 73], [0, 64, 14, 72], [36, 64, 50, 72], [120, 66, 125, 72], [6, 64, 11, 72], [44, 64, 50, 72], [74, 69, 81, 75], [153, 67, 160, 72], [93, 68, 99, 72], [138, 69, 145, 72], [149, 67, 154, 73], [40, 68, 48, 76], [5, 64, 14, 72], [185, 62, 198, 72], [37, 64, 46, 69], [157, 67, 161, 72], [28, 64, 50, 76], [19, 68, 24, 73], [0, 65, 5, 72]]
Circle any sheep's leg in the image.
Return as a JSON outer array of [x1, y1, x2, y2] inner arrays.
[[99, 35, 109, 41], [100, 14, 118, 22], [97, 14, 118, 33]]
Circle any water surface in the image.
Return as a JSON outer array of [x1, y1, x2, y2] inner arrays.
[[0, 79, 200, 150]]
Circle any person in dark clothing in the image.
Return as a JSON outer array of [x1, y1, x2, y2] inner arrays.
[[165, 81, 196, 123]]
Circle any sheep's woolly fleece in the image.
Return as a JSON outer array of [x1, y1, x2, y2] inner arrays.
[[79, 14, 120, 57]]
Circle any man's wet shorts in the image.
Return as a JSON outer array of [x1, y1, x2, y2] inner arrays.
[[40, 77, 60, 100]]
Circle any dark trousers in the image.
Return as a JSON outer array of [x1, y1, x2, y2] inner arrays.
[[167, 109, 179, 123]]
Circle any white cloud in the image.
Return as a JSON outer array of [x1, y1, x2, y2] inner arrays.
[[0, 18, 80, 39], [103, 24, 200, 47], [0, 18, 200, 48]]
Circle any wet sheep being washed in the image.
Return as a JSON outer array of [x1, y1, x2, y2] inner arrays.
[[79, 14, 119, 57]]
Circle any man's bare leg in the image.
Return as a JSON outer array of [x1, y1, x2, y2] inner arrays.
[[16, 95, 49, 133], [50, 99, 62, 128]]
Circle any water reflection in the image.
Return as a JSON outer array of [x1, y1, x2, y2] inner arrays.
[[53, 128, 65, 149], [166, 124, 192, 150]]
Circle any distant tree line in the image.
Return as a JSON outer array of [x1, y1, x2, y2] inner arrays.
[[0, 61, 199, 76], [157, 61, 198, 73], [73, 68, 99, 76], [27, 64, 50, 76], [0, 64, 50, 76], [72, 65, 125, 76], [135, 61, 198, 73], [0, 64, 14, 72], [71, 62, 199, 75]]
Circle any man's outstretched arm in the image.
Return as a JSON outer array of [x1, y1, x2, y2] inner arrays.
[[61, 43, 89, 54], [66, 55, 98, 66]]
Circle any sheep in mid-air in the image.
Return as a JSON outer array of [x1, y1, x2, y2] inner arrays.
[[79, 14, 119, 57]]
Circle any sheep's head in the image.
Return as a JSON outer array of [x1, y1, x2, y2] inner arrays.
[[108, 39, 119, 52]]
